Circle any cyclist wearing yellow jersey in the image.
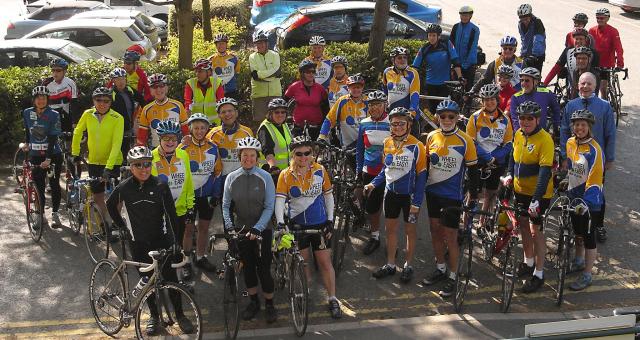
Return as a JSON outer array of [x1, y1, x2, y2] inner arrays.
[[501, 101, 554, 294], [305, 36, 332, 89], [327, 56, 349, 108], [365, 107, 427, 284], [72, 87, 124, 227], [209, 34, 241, 99]]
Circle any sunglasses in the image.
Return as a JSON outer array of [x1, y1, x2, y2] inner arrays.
[[161, 136, 178, 142], [518, 115, 536, 121], [151, 84, 167, 89], [439, 114, 457, 120], [131, 161, 152, 169], [502, 46, 515, 51], [391, 121, 407, 127], [94, 99, 111, 104], [294, 150, 312, 157], [52, 68, 64, 73]]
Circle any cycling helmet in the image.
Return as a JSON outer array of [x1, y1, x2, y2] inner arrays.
[[148, 73, 168, 86], [388, 107, 413, 121], [289, 135, 314, 152], [574, 46, 592, 57], [109, 67, 127, 79], [519, 67, 541, 80], [252, 30, 269, 43], [497, 64, 515, 78], [389, 46, 409, 58], [500, 35, 518, 47], [425, 23, 442, 34], [330, 55, 348, 68], [367, 90, 388, 103], [127, 145, 153, 162], [216, 97, 238, 112], [237, 137, 262, 152], [268, 98, 288, 111], [92, 86, 112, 98], [515, 100, 541, 117], [346, 73, 365, 86], [156, 120, 181, 136], [298, 59, 316, 72], [32, 85, 49, 97], [123, 50, 141, 62], [517, 4, 532, 17], [459, 5, 474, 14], [572, 27, 588, 38], [186, 112, 210, 125], [49, 58, 68, 69], [572, 12, 588, 23], [213, 33, 229, 43], [436, 98, 460, 114], [194, 58, 212, 70], [595, 8, 610, 17], [309, 35, 326, 46], [570, 109, 596, 125], [479, 84, 501, 99]]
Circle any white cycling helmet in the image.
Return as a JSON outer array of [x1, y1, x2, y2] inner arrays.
[[110, 67, 127, 79], [309, 35, 326, 46], [520, 67, 541, 80], [216, 97, 238, 112], [595, 8, 610, 17], [237, 137, 262, 152], [517, 4, 532, 17], [187, 112, 210, 126], [479, 84, 501, 99]]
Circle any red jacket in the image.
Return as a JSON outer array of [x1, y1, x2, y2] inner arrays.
[[499, 83, 517, 112], [284, 80, 328, 126], [589, 24, 624, 68]]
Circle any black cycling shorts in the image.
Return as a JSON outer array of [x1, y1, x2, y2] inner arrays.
[[425, 193, 462, 228], [88, 164, 120, 194], [514, 193, 550, 227], [194, 196, 214, 220], [383, 190, 411, 222], [363, 173, 384, 214], [481, 166, 506, 191], [571, 211, 599, 250], [599, 69, 611, 81], [297, 224, 331, 252]]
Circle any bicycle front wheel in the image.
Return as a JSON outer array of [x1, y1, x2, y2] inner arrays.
[[64, 183, 82, 235], [499, 241, 517, 313], [13, 148, 26, 188], [84, 203, 109, 264], [331, 213, 350, 276], [25, 181, 44, 242], [223, 265, 240, 340], [556, 232, 571, 306], [290, 254, 309, 337], [454, 232, 473, 313], [89, 259, 125, 336]]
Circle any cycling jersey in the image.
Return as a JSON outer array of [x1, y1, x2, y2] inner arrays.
[[566, 137, 604, 211], [126, 66, 152, 103], [370, 135, 427, 208], [276, 162, 333, 226], [209, 51, 241, 94], [285, 80, 328, 127], [206, 123, 254, 176], [425, 128, 478, 201], [589, 24, 624, 68], [450, 21, 480, 69], [304, 55, 332, 89], [499, 83, 517, 112], [222, 166, 275, 231], [22, 107, 61, 157], [151, 147, 195, 217], [412, 41, 460, 85], [319, 94, 368, 147], [184, 76, 224, 125], [466, 109, 513, 165], [72, 108, 124, 169], [327, 76, 349, 108], [510, 87, 561, 131], [41, 76, 77, 118], [519, 15, 546, 58], [472, 56, 524, 92], [180, 137, 222, 198], [138, 98, 189, 148], [356, 114, 390, 177], [382, 66, 421, 115], [511, 127, 554, 199], [543, 46, 600, 87]]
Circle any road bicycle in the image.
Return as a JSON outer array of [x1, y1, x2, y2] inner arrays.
[[547, 79, 570, 111], [601, 67, 629, 126], [15, 145, 45, 242], [89, 246, 202, 339]]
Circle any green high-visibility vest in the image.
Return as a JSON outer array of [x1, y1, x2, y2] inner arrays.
[[187, 76, 222, 125], [259, 119, 292, 170]]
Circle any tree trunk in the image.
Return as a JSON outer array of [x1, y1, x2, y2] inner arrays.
[[367, 0, 390, 74], [201, 0, 212, 41], [175, 0, 194, 69]]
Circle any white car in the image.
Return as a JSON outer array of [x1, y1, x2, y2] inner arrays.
[[23, 18, 157, 61], [0, 38, 106, 68], [27, 0, 172, 23], [609, 0, 640, 12], [72, 9, 162, 48]]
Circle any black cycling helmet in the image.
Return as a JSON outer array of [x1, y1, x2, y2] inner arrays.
[[572, 12, 588, 23], [32, 85, 49, 97], [123, 50, 141, 62], [516, 101, 541, 117], [127, 145, 153, 162], [388, 107, 413, 121], [289, 135, 314, 152], [425, 23, 442, 34], [49, 58, 69, 69], [268, 98, 288, 111], [572, 27, 589, 38], [92, 86, 112, 98], [298, 59, 316, 72], [570, 109, 596, 125]]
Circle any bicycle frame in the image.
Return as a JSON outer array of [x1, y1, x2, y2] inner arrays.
[[491, 188, 528, 257]]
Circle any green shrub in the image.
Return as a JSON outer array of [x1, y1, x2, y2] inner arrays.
[[168, 0, 250, 36]]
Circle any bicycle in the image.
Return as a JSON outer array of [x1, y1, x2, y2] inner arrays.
[[88, 246, 202, 339], [15, 145, 45, 242], [601, 67, 629, 127], [547, 79, 570, 110], [272, 223, 321, 336]]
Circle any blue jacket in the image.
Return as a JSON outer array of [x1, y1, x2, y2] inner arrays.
[[560, 94, 616, 162], [412, 41, 460, 85], [510, 87, 561, 131], [519, 15, 546, 57], [22, 106, 62, 158], [451, 21, 479, 69]]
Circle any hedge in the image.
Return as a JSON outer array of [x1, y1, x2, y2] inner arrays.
[[167, 0, 251, 36]]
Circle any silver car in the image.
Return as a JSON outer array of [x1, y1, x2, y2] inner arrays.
[[0, 38, 106, 68], [72, 9, 163, 48]]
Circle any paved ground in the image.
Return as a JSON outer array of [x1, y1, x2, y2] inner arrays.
[[1, 0, 640, 339]]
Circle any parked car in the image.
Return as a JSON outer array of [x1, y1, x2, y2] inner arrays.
[[251, 0, 442, 27], [4, 1, 110, 39], [27, 0, 171, 22], [256, 1, 448, 50], [0, 38, 106, 68], [24, 18, 157, 61], [609, 0, 640, 13], [71, 9, 164, 48]]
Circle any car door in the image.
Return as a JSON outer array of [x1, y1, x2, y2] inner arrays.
[[0, 50, 19, 68], [20, 49, 68, 67]]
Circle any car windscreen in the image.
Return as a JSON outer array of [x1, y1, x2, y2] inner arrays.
[[125, 25, 144, 41], [136, 14, 156, 34], [59, 42, 103, 62]]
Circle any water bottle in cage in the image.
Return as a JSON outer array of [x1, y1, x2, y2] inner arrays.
[[47, 163, 56, 178], [132, 276, 149, 297]]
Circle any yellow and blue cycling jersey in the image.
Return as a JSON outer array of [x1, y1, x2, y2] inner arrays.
[[209, 51, 240, 93], [382, 66, 421, 115], [566, 137, 604, 211], [466, 109, 514, 166], [327, 76, 349, 108], [426, 128, 478, 201], [151, 147, 195, 217], [72, 108, 123, 169], [305, 55, 332, 89], [206, 123, 254, 176], [276, 162, 333, 226], [319, 94, 368, 147], [139, 98, 188, 148], [370, 135, 427, 208], [512, 127, 555, 199], [179, 138, 223, 198]]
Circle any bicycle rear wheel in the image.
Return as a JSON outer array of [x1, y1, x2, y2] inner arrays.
[[135, 281, 202, 339], [331, 211, 351, 276], [499, 241, 517, 313], [555, 231, 570, 306], [290, 254, 309, 337], [26, 182, 44, 242], [609, 85, 622, 127], [454, 231, 473, 313], [64, 183, 82, 235], [223, 264, 240, 340], [89, 259, 125, 336], [84, 202, 109, 264]]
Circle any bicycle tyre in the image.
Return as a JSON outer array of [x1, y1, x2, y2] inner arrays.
[[500, 241, 517, 313], [84, 202, 109, 264], [271, 252, 287, 291], [454, 232, 473, 313], [223, 264, 240, 340], [26, 181, 44, 242], [290, 254, 309, 337], [555, 231, 570, 306], [88, 259, 125, 336], [13, 148, 26, 188], [64, 182, 82, 235], [135, 281, 203, 339], [331, 211, 350, 276]]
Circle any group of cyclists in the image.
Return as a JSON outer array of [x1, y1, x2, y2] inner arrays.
[[19, 2, 624, 336]]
